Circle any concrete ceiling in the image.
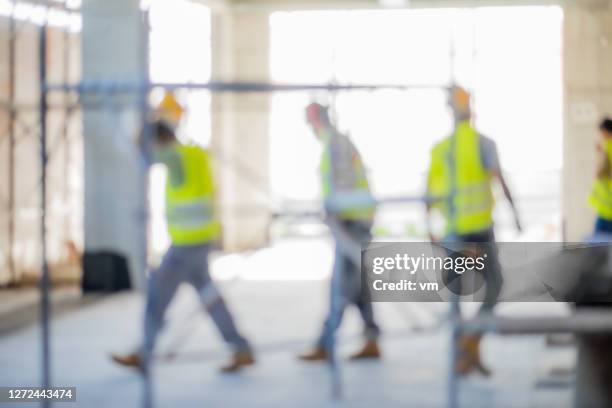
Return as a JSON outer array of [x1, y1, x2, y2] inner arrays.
[[229, 0, 563, 10], [195, 0, 611, 11]]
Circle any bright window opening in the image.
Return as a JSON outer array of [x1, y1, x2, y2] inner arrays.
[[270, 6, 563, 241]]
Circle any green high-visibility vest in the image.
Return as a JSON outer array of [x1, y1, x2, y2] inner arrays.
[[428, 121, 494, 235], [320, 131, 374, 221], [589, 141, 612, 220], [165, 144, 220, 245]]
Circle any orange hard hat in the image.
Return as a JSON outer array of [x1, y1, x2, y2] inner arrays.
[[156, 91, 185, 126], [450, 85, 471, 112]]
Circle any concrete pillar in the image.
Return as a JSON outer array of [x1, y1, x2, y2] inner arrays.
[[211, 9, 271, 251], [574, 335, 612, 407], [563, 0, 612, 241], [81, 0, 147, 291]]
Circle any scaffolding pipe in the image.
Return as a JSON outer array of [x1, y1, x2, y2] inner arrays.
[[445, 121, 459, 408], [44, 80, 450, 94], [7, 3, 16, 286], [38, 23, 51, 407], [61, 23, 72, 239], [140, 6, 153, 408]]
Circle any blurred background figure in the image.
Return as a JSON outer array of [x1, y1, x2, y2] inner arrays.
[[298, 102, 381, 362], [111, 120, 254, 373], [426, 86, 522, 376], [589, 117, 612, 235]]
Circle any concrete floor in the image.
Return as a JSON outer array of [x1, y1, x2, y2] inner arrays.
[[0, 239, 575, 408]]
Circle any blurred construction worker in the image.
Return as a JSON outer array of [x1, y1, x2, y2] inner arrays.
[[589, 117, 612, 235], [112, 120, 254, 373], [298, 102, 381, 362], [426, 86, 522, 376]]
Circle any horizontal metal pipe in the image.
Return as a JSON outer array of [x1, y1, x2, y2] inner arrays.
[[44, 80, 450, 94]]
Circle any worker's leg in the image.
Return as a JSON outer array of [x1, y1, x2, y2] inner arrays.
[[297, 247, 350, 361], [143, 247, 184, 359], [316, 250, 351, 348], [342, 221, 380, 358], [349, 229, 380, 341], [346, 255, 381, 359], [477, 230, 502, 314], [344, 246, 379, 340], [353, 289, 380, 341], [184, 245, 250, 352], [453, 230, 499, 376], [449, 230, 502, 313]]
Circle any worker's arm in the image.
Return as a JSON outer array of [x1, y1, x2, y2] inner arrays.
[[482, 136, 522, 233], [492, 169, 522, 233]]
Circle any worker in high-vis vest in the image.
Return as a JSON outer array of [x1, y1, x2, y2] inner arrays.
[[298, 102, 381, 362], [589, 117, 612, 235], [426, 86, 522, 376], [112, 121, 254, 373]]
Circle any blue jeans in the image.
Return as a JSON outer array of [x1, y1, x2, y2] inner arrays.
[[445, 228, 502, 314], [143, 245, 250, 359], [317, 221, 380, 347], [595, 217, 612, 234]]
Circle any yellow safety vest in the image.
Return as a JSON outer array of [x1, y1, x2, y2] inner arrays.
[[589, 141, 612, 220], [165, 144, 220, 245], [320, 131, 374, 221], [428, 121, 494, 235]]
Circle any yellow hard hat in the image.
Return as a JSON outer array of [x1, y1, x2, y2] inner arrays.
[[156, 91, 185, 126], [450, 86, 471, 111]]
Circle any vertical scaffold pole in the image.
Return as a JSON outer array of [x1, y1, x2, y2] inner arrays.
[[38, 22, 51, 408], [447, 294, 460, 408], [140, 6, 153, 408], [327, 256, 343, 400], [445, 59, 460, 405], [7, 5, 16, 286]]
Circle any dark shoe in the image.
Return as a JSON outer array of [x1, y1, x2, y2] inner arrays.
[[348, 340, 381, 360], [297, 347, 328, 362], [475, 360, 491, 377], [111, 352, 143, 370], [220, 351, 255, 373]]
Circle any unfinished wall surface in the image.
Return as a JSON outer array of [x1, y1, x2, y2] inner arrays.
[[0, 15, 82, 286], [563, 0, 612, 240]]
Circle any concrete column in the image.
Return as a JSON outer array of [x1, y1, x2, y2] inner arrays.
[[575, 335, 612, 407], [211, 9, 271, 251], [563, 0, 612, 241], [81, 0, 147, 290]]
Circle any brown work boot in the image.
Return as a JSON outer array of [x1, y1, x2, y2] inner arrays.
[[349, 340, 381, 360], [297, 346, 328, 362], [111, 352, 143, 370], [220, 351, 255, 373], [456, 335, 491, 377]]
